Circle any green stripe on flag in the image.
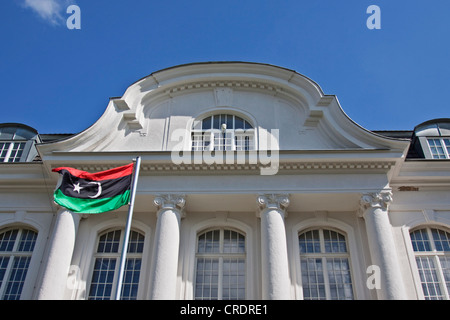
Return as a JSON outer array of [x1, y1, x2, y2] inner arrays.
[[54, 189, 131, 214]]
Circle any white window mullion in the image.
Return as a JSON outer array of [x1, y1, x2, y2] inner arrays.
[[210, 131, 216, 151], [230, 131, 236, 151], [111, 230, 125, 299], [427, 228, 436, 251], [218, 229, 224, 300], [441, 138, 450, 158], [442, 254, 450, 299], [218, 256, 223, 300], [319, 229, 325, 253], [434, 255, 449, 299], [322, 257, 331, 300], [3, 143, 14, 163], [11, 229, 22, 253]]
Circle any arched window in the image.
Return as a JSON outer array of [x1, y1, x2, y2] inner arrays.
[[298, 228, 354, 300], [194, 228, 246, 300], [410, 227, 450, 299], [191, 114, 255, 151], [0, 227, 37, 300], [88, 229, 145, 300]]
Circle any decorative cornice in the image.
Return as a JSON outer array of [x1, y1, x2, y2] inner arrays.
[[52, 160, 396, 176], [359, 191, 393, 216], [257, 193, 290, 212], [153, 194, 186, 212], [143, 160, 395, 174], [162, 80, 283, 97]]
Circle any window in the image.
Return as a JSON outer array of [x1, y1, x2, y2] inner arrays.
[[194, 228, 246, 300], [298, 228, 354, 300], [410, 227, 450, 299], [0, 125, 38, 163], [88, 229, 144, 300], [0, 228, 37, 300], [0, 142, 26, 163], [192, 114, 255, 151], [427, 138, 450, 159]]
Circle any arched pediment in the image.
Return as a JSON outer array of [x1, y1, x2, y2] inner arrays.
[[38, 62, 409, 156]]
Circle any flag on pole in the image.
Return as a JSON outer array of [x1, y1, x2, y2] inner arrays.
[[52, 163, 134, 214]]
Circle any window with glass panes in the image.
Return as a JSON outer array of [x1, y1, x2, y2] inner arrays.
[[299, 228, 354, 300], [0, 228, 37, 300], [192, 114, 254, 151], [410, 227, 450, 299], [0, 142, 26, 162], [195, 228, 246, 300], [88, 229, 144, 300], [427, 138, 450, 159], [0, 125, 37, 163]]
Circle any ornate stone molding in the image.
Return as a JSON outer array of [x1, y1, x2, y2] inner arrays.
[[111, 98, 143, 131], [257, 193, 290, 212], [53, 160, 396, 176], [153, 194, 186, 212], [163, 80, 282, 97], [359, 191, 393, 216]]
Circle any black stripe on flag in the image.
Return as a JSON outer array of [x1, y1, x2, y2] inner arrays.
[[58, 170, 132, 200]]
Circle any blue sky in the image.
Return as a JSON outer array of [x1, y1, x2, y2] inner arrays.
[[1, 0, 449, 134]]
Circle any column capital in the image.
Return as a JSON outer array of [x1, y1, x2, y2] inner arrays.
[[153, 194, 186, 211], [257, 193, 290, 212], [359, 190, 393, 216]]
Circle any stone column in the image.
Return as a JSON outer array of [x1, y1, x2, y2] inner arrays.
[[37, 208, 81, 300], [150, 194, 186, 300], [257, 193, 291, 300], [359, 191, 407, 300]]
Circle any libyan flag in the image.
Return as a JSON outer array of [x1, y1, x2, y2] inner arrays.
[[52, 163, 134, 214]]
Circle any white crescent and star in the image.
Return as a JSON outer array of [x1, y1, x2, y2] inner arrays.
[[88, 182, 102, 198], [72, 181, 102, 199], [73, 183, 83, 193]]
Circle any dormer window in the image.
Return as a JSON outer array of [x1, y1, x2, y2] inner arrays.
[[410, 119, 450, 160], [427, 138, 450, 159], [0, 124, 39, 163], [191, 114, 255, 151], [0, 142, 26, 163]]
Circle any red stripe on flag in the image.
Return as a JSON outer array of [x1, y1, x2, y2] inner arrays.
[[52, 163, 134, 181]]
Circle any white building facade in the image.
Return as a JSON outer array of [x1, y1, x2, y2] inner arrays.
[[0, 62, 449, 300]]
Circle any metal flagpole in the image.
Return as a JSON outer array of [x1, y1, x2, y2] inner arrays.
[[114, 156, 141, 300]]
